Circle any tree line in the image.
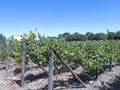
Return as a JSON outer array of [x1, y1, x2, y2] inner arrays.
[[58, 30, 120, 41], [1, 30, 120, 43]]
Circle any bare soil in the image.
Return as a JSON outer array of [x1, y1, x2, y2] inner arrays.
[[0, 60, 120, 90]]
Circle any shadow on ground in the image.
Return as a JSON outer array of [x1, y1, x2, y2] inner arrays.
[[14, 72, 48, 86]]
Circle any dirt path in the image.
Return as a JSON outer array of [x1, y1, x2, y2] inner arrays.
[[0, 65, 120, 90]]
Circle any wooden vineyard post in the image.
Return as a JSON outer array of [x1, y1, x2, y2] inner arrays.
[[109, 60, 112, 71], [54, 50, 87, 88], [107, 29, 112, 71], [0, 40, 2, 51], [48, 38, 54, 90], [0, 41, 2, 61], [21, 37, 25, 87], [5, 41, 11, 78]]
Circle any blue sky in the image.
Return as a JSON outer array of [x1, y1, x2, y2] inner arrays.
[[0, 0, 120, 38]]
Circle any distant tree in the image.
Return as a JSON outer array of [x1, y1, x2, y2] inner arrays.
[[94, 33, 107, 40], [58, 32, 70, 39], [65, 35, 72, 41], [107, 32, 115, 40], [71, 32, 86, 41], [86, 32, 95, 40], [62, 32, 70, 37], [58, 34, 62, 38], [72, 32, 80, 41], [115, 31, 120, 40], [79, 34, 86, 41]]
